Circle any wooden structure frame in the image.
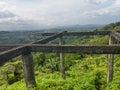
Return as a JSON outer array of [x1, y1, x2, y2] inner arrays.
[[0, 30, 120, 89]]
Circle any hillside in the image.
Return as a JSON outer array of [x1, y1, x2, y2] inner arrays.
[[101, 22, 120, 31], [0, 22, 120, 90]]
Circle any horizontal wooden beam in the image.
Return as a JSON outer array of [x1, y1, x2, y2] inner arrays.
[[32, 31, 67, 44], [1, 44, 120, 54], [42, 31, 110, 36], [1, 44, 120, 65], [0, 46, 25, 65], [0, 44, 23, 52], [111, 31, 120, 41], [31, 44, 120, 54]]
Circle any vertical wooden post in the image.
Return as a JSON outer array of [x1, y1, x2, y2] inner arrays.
[[59, 36, 66, 79], [107, 34, 114, 83], [22, 47, 36, 90]]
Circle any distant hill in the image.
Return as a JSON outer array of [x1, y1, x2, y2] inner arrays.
[[0, 24, 104, 31], [56, 24, 104, 29], [43, 24, 104, 32]]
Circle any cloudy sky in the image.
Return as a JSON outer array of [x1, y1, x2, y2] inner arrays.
[[0, 0, 120, 30]]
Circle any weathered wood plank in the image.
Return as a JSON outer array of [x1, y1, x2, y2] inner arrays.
[[22, 48, 36, 89], [0, 46, 25, 65], [42, 31, 110, 36], [59, 36, 66, 79], [32, 31, 67, 44], [1, 44, 120, 54], [31, 44, 120, 54], [111, 31, 120, 41], [0, 44, 23, 52], [107, 34, 115, 83]]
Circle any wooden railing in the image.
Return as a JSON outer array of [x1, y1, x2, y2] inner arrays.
[[0, 30, 120, 90]]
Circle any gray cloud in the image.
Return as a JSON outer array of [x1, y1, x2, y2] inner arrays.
[[0, 17, 46, 30], [0, 10, 16, 18], [86, 0, 108, 4]]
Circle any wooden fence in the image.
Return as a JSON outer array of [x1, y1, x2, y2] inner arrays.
[[0, 30, 120, 90]]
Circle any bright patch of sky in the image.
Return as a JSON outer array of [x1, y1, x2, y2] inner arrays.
[[0, 0, 120, 30]]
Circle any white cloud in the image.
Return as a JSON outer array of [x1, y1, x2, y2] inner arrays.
[[0, 1, 15, 11], [98, 0, 120, 16], [79, 0, 120, 18], [107, 0, 120, 15], [0, 1, 6, 10]]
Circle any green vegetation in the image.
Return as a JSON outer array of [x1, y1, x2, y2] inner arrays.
[[101, 22, 120, 31], [0, 31, 44, 44], [0, 54, 108, 90], [1, 54, 120, 90], [0, 22, 120, 90]]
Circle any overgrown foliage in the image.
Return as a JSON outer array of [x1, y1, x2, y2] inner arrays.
[[101, 22, 120, 30]]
